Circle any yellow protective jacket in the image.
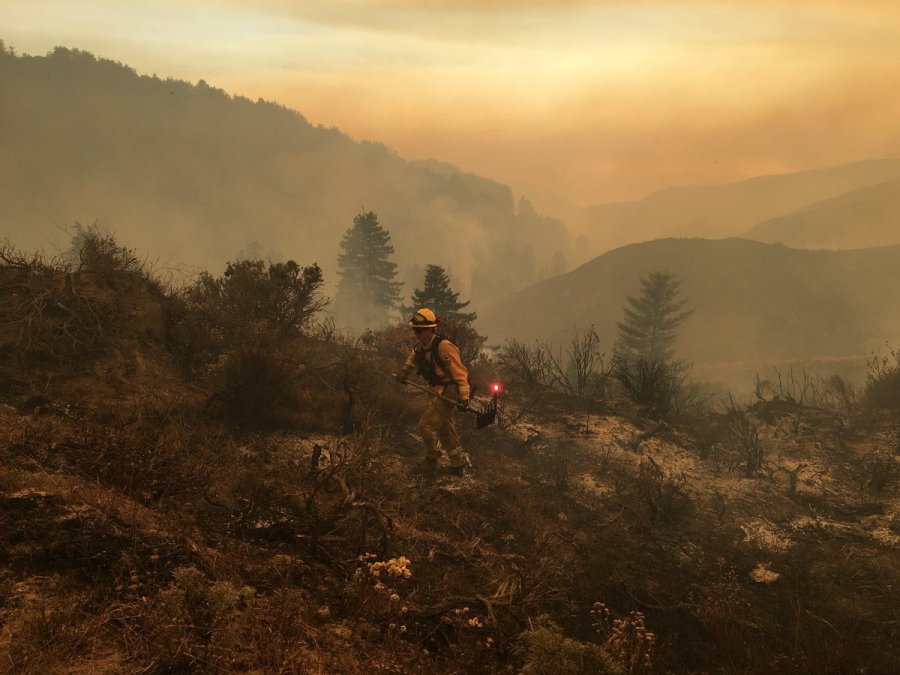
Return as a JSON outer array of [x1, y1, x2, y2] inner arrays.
[[401, 334, 471, 400]]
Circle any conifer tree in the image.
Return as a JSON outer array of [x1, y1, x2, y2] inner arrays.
[[334, 211, 402, 328], [408, 264, 477, 324], [616, 271, 693, 363]]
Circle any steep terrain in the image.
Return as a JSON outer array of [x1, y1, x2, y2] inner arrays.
[[0, 46, 569, 307], [1, 244, 898, 673], [480, 238, 900, 386], [745, 179, 900, 250], [570, 159, 900, 256]]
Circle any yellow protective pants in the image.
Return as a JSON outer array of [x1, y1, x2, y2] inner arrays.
[[418, 385, 465, 468]]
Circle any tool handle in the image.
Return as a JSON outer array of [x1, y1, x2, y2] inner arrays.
[[402, 379, 473, 410]]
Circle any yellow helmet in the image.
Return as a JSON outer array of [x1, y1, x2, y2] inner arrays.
[[409, 308, 439, 328]]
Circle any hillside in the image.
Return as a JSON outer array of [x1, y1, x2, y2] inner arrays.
[[570, 160, 900, 256], [1, 237, 898, 674], [480, 238, 900, 384], [745, 179, 900, 250], [0, 46, 569, 309]]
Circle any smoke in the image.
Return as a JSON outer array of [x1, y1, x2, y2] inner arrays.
[[0, 48, 575, 337], [7, 1, 900, 205]]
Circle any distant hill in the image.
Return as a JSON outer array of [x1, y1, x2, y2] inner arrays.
[[481, 238, 900, 384], [0, 46, 570, 311], [570, 160, 900, 257], [744, 179, 900, 250]]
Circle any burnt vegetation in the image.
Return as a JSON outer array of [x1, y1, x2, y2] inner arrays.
[[1, 231, 898, 673]]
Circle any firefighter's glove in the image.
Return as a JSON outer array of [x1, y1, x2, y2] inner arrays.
[[393, 372, 408, 384], [457, 399, 470, 412]]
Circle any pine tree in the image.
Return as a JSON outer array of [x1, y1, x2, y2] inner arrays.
[[334, 211, 403, 328], [616, 271, 693, 363], [408, 265, 477, 323]]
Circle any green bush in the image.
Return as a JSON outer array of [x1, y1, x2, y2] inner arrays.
[[144, 566, 255, 671], [517, 625, 623, 675]]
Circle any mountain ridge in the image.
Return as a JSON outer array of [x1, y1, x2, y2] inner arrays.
[[744, 178, 900, 250], [565, 159, 900, 256], [0, 46, 569, 309], [481, 237, 900, 384]]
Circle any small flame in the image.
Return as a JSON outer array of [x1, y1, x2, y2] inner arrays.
[[491, 383, 502, 393]]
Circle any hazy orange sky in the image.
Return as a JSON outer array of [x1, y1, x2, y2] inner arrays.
[[4, 0, 900, 205]]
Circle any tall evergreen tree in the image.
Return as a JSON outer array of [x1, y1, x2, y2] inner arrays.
[[616, 271, 693, 363], [334, 211, 402, 328], [408, 264, 477, 323]]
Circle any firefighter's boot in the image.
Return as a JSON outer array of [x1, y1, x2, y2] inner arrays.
[[414, 457, 438, 475], [445, 447, 467, 477]]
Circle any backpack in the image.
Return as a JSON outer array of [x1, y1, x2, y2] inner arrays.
[[415, 336, 475, 394]]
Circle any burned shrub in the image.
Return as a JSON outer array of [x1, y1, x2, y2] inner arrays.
[[51, 402, 224, 504], [369, 320, 413, 363], [722, 399, 766, 477], [2, 600, 93, 671], [756, 368, 862, 413], [68, 223, 145, 278], [208, 346, 307, 429], [544, 327, 610, 398], [498, 338, 551, 387], [863, 345, 900, 409], [612, 357, 706, 420], [217, 427, 396, 558], [687, 413, 725, 463], [498, 328, 609, 398], [633, 457, 692, 526], [858, 449, 899, 492], [816, 374, 861, 412], [0, 230, 155, 366], [170, 258, 327, 374], [550, 440, 572, 491], [305, 327, 419, 431]]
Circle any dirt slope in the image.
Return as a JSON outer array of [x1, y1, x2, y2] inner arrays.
[[0, 256, 897, 672]]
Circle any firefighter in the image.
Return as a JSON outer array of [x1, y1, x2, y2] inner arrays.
[[394, 308, 471, 475]]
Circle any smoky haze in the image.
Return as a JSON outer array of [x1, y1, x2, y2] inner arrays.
[[3, 44, 900, 390], [7, 2, 900, 208], [566, 159, 900, 259], [3, 10, 900, 675], [0, 47, 574, 321], [481, 238, 900, 391]]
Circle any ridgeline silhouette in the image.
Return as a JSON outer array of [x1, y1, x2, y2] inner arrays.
[[0, 45, 571, 310]]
